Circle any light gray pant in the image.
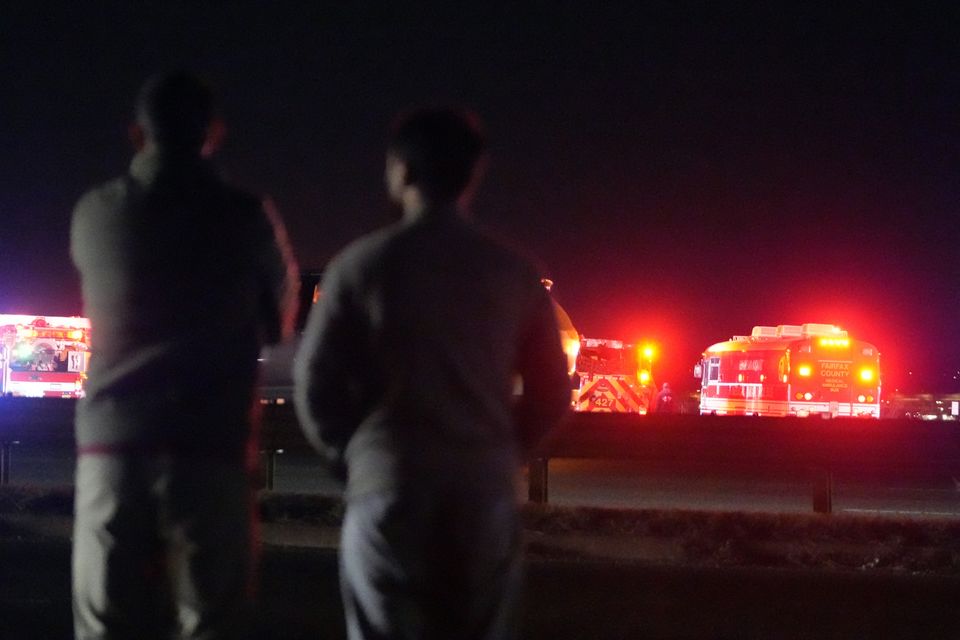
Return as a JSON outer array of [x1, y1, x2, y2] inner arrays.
[[340, 488, 522, 640], [72, 453, 256, 640]]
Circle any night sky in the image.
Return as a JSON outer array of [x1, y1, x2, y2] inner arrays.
[[2, 2, 958, 393]]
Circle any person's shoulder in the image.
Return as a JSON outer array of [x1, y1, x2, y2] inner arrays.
[[212, 177, 267, 217], [206, 179, 282, 241], [462, 220, 543, 274], [481, 228, 548, 288], [454, 223, 552, 312], [72, 176, 130, 220], [219, 177, 263, 206], [325, 223, 403, 280]]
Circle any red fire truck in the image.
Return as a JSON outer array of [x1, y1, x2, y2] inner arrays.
[[695, 323, 880, 417], [574, 338, 656, 414], [0, 315, 91, 398]]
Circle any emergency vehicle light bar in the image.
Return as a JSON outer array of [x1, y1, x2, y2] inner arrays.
[[582, 338, 624, 349], [0, 314, 91, 329], [818, 337, 850, 348], [747, 324, 847, 341]]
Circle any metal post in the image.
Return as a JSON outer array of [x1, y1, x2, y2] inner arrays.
[[260, 449, 278, 491], [0, 442, 10, 486], [528, 457, 549, 504], [812, 467, 833, 514]]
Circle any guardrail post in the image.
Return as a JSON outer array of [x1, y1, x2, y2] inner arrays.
[[812, 468, 833, 514], [259, 449, 280, 491], [0, 441, 11, 486], [528, 457, 549, 504]]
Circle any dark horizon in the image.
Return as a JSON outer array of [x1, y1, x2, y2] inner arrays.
[[2, 2, 958, 394]]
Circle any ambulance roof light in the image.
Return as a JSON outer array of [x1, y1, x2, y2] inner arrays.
[[0, 314, 91, 329], [802, 323, 847, 337], [776, 325, 803, 337]]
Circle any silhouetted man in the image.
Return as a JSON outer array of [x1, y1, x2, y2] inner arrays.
[[654, 382, 677, 413], [70, 72, 298, 640], [294, 108, 570, 640]]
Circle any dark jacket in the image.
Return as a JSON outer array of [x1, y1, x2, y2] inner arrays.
[[70, 149, 298, 454], [654, 386, 677, 413], [294, 210, 570, 499]]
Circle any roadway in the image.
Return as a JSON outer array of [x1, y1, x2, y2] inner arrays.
[[8, 447, 960, 518]]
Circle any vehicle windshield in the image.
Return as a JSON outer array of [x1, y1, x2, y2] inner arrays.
[[9, 343, 70, 372], [577, 345, 638, 376]]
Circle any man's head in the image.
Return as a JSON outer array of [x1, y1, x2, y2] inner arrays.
[[131, 72, 224, 156], [385, 107, 486, 211]]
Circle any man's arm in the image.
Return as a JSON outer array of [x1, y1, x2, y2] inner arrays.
[[69, 196, 92, 276], [258, 198, 299, 345], [513, 284, 571, 456], [69, 189, 107, 277], [293, 265, 365, 472]]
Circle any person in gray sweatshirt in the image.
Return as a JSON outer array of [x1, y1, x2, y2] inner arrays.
[[70, 72, 298, 640], [295, 108, 570, 640]]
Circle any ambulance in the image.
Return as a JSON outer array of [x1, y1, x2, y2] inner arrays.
[[695, 323, 880, 417], [0, 315, 91, 398]]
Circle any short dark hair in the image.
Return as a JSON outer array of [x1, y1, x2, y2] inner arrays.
[[136, 72, 216, 153], [387, 108, 486, 201]]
